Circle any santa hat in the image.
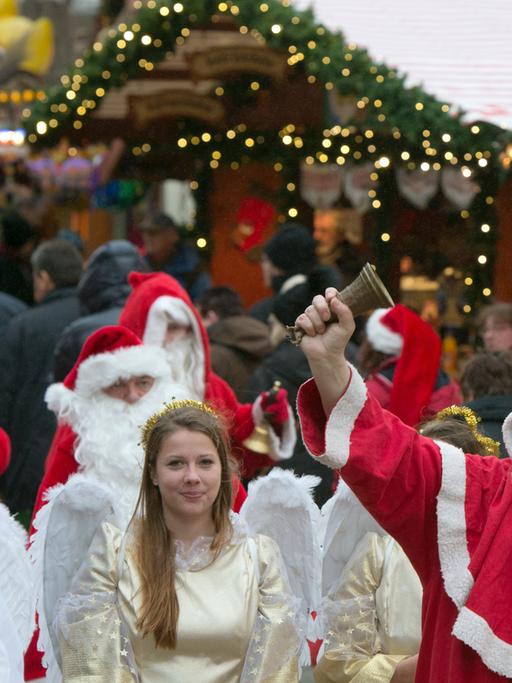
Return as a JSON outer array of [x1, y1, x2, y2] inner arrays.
[[366, 304, 442, 426], [0, 427, 11, 475], [45, 325, 170, 416], [119, 272, 210, 380]]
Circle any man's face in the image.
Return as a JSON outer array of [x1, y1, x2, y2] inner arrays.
[[482, 316, 512, 352], [102, 375, 155, 404], [313, 211, 340, 252], [142, 229, 178, 264]]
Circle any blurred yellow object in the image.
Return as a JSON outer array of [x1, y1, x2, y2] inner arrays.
[[442, 333, 458, 378], [0, 0, 54, 81]]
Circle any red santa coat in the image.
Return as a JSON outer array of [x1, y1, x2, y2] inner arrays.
[[298, 366, 512, 682], [119, 272, 294, 479]]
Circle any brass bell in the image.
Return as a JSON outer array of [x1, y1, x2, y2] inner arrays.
[[287, 262, 394, 346], [243, 381, 282, 455]]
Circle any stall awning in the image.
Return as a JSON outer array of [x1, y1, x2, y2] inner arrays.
[[295, 0, 512, 128]]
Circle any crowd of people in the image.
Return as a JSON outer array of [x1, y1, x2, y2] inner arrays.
[[1, 209, 512, 682]]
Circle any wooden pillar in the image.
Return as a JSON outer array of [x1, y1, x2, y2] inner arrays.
[[494, 176, 512, 302]]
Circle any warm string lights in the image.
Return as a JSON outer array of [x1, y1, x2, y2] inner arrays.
[[22, 0, 509, 305]]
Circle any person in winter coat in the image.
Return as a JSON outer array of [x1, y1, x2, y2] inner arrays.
[[197, 286, 272, 401], [139, 212, 211, 302], [0, 209, 38, 305], [358, 305, 462, 427], [0, 239, 83, 515], [249, 222, 341, 325], [247, 267, 354, 506], [0, 291, 27, 337], [53, 239, 148, 381], [460, 351, 512, 458]]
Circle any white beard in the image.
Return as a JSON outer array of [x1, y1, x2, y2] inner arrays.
[[67, 377, 189, 528], [164, 336, 205, 400]]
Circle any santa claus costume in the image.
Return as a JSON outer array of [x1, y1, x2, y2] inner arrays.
[[364, 304, 461, 425], [25, 325, 247, 680], [119, 271, 296, 479], [0, 428, 36, 683], [298, 363, 512, 681]]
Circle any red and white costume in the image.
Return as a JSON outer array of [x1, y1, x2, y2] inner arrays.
[[119, 271, 296, 479], [298, 365, 512, 681]]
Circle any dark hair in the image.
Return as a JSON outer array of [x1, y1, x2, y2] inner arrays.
[[478, 303, 512, 330], [460, 351, 512, 399], [197, 286, 244, 319], [141, 212, 178, 233], [1, 210, 37, 249], [419, 417, 488, 455], [134, 404, 236, 649], [30, 239, 83, 288]]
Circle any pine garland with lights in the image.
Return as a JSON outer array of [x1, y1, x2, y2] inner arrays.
[[23, 0, 510, 307]]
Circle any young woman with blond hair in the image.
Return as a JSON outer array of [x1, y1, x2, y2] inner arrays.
[[55, 400, 301, 682]]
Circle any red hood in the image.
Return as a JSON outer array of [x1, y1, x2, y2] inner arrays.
[[119, 271, 211, 381]]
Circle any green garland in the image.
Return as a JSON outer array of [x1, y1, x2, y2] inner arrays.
[[23, 0, 510, 307]]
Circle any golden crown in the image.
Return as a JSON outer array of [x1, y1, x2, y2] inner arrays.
[[140, 399, 217, 450], [434, 405, 501, 457]]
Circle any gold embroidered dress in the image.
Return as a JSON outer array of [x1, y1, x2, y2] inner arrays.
[[56, 519, 301, 683], [315, 532, 422, 683]]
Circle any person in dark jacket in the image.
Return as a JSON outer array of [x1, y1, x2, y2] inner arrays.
[[461, 351, 512, 458], [0, 291, 27, 337], [0, 209, 38, 305], [53, 239, 148, 381], [197, 286, 272, 401], [139, 212, 211, 302], [246, 267, 347, 505], [0, 239, 83, 516]]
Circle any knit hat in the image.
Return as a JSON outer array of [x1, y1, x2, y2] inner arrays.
[[45, 325, 170, 413], [366, 304, 442, 426], [0, 427, 11, 475], [263, 223, 317, 275]]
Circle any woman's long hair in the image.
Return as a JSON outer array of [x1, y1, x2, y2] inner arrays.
[[133, 404, 236, 649]]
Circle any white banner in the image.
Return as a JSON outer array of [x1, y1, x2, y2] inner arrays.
[[344, 163, 376, 213], [300, 162, 345, 209], [396, 167, 439, 209], [441, 168, 480, 210]]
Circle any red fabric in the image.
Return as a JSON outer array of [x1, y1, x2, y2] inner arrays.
[[298, 378, 512, 682], [120, 271, 276, 479], [260, 387, 290, 426], [366, 359, 462, 425], [0, 426, 11, 475], [380, 305, 442, 426], [64, 325, 144, 390], [235, 197, 276, 253]]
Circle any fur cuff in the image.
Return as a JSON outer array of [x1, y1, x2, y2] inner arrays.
[[453, 607, 512, 678], [267, 407, 297, 462]]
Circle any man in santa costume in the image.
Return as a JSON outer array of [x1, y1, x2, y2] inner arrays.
[[295, 290, 512, 681], [361, 304, 461, 426], [26, 324, 248, 681], [119, 271, 296, 480]]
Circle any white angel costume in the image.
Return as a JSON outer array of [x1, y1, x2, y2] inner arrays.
[[0, 503, 36, 683], [315, 532, 422, 682], [240, 469, 422, 680], [55, 516, 302, 683]]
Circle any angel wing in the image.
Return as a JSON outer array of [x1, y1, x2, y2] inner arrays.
[[240, 468, 322, 647], [30, 473, 116, 683], [0, 503, 36, 683], [319, 480, 385, 597]]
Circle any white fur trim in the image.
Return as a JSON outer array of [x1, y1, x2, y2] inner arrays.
[[143, 296, 200, 347], [366, 308, 403, 355], [75, 345, 169, 397], [436, 440, 474, 608], [306, 365, 368, 470], [453, 607, 512, 677], [502, 412, 512, 457], [45, 383, 75, 417], [251, 398, 297, 462], [267, 407, 297, 462]]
